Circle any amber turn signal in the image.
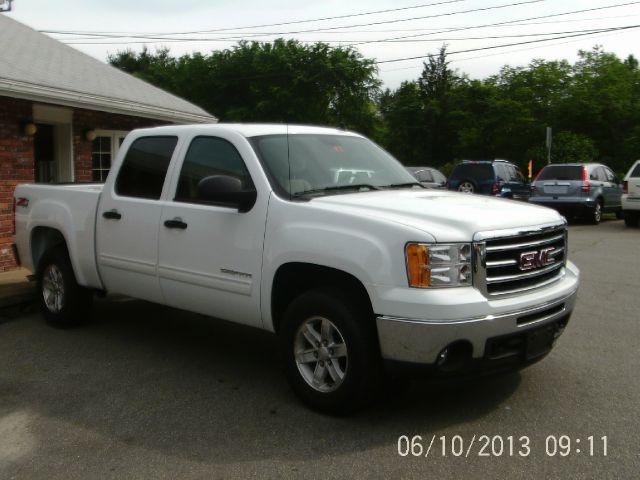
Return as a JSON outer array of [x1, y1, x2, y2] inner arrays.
[[406, 243, 431, 287]]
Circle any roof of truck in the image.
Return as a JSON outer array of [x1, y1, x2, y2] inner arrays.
[[130, 123, 362, 138]]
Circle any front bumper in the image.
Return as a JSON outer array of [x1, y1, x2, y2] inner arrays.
[[374, 261, 579, 374]]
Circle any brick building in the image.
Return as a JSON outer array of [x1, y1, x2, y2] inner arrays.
[[0, 14, 216, 270]]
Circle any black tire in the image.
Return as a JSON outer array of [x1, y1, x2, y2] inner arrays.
[[280, 287, 382, 414], [615, 208, 624, 220], [36, 246, 93, 328], [589, 200, 603, 224], [457, 180, 476, 194], [624, 212, 639, 227]]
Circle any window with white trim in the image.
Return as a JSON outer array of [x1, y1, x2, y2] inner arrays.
[[91, 131, 127, 182]]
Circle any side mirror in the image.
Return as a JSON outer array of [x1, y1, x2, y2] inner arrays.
[[197, 175, 257, 213]]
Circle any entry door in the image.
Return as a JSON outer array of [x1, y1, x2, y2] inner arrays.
[[157, 136, 267, 328], [96, 136, 178, 303]]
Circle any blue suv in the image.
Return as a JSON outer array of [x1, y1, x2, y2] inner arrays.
[[447, 160, 530, 200]]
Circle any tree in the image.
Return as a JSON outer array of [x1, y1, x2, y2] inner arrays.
[[109, 40, 381, 135], [378, 82, 425, 165], [417, 45, 463, 164]]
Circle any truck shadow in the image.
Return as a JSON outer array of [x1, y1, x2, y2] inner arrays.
[[3, 297, 522, 465]]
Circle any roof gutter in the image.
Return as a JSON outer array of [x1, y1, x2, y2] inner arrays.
[[0, 78, 217, 124]]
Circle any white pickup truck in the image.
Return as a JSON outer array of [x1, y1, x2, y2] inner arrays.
[[13, 124, 579, 413]]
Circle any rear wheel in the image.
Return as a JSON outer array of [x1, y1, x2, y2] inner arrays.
[[37, 246, 93, 328], [615, 208, 624, 220], [589, 200, 602, 224], [280, 288, 382, 414], [457, 181, 476, 193]]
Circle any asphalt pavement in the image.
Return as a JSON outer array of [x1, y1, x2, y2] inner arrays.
[[0, 218, 638, 479]]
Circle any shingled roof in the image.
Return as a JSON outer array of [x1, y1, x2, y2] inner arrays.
[[0, 14, 217, 123]]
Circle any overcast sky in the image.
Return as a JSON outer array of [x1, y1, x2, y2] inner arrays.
[[4, 0, 639, 88]]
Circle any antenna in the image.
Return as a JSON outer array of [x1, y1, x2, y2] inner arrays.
[[286, 124, 291, 201], [0, 0, 13, 12]]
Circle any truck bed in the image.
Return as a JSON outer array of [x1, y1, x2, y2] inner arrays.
[[14, 183, 104, 289]]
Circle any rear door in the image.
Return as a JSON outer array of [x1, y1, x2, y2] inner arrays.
[[96, 135, 179, 303], [157, 134, 268, 328]]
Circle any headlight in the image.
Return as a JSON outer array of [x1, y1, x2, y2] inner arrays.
[[405, 243, 472, 288]]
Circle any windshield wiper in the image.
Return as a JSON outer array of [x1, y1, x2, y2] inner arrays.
[[381, 182, 424, 189], [294, 184, 381, 197]]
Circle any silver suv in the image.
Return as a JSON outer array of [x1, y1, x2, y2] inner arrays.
[[529, 163, 623, 224]]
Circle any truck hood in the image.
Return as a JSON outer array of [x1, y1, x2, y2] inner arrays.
[[311, 189, 564, 242]]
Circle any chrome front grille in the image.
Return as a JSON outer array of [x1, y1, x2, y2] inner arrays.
[[473, 223, 567, 297]]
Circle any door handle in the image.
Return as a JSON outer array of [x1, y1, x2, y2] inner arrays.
[[102, 210, 122, 220], [164, 218, 188, 230]]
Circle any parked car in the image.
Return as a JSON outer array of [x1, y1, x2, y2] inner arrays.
[[406, 166, 447, 189], [13, 124, 579, 414], [447, 159, 530, 200], [622, 159, 640, 227], [529, 163, 623, 224]]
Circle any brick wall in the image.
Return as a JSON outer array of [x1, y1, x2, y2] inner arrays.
[[0, 96, 168, 270], [0, 97, 35, 271]]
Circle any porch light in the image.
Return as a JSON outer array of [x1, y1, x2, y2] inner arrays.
[[22, 122, 37, 136]]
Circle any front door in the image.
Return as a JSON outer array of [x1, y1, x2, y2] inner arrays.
[[157, 135, 267, 328]]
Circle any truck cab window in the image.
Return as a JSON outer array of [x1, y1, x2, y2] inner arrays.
[[115, 136, 178, 199], [175, 136, 253, 202]]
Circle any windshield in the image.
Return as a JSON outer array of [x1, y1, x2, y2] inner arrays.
[[250, 134, 419, 197], [536, 165, 583, 181]]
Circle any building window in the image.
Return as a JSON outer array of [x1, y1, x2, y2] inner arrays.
[[91, 131, 127, 182]]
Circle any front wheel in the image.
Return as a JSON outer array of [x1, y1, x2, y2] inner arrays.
[[37, 246, 93, 328], [280, 288, 382, 414]]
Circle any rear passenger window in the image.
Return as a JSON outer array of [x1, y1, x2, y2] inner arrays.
[[596, 167, 608, 182], [175, 136, 253, 202], [631, 163, 640, 177], [604, 168, 615, 182], [115, 136, 178, 199]]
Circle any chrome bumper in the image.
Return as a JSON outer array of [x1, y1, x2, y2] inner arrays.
[[376, 287, 578, 364]]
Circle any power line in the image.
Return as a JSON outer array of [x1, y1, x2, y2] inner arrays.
[[49, 13, 640, 39], [49, 0, 544, 43], [374, 24, 640, 64], [379, 27, 636, 72], [60, 27, 617, 46], [41, 0, 467, 36], [351, 0, 640, 45]]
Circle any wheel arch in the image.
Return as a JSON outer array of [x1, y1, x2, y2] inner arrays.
[[270, 262, 373, 334], [31, 226, 68, 274]]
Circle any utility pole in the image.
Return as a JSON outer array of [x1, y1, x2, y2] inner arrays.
[[0, 0, 13, 12], [545, 126, 552, 165]]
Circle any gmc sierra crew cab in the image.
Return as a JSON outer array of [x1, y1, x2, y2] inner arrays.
[[13, 124, 580, 413]]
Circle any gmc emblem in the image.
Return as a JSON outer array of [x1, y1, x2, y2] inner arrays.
[[519, 247, 556, 271]]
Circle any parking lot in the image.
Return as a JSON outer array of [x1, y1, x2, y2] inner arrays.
[[0, 218, 638, 479]]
